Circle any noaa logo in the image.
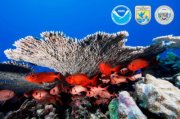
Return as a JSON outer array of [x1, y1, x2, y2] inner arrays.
[[135, 6, 151, 25], [155, 5, 174, 25], [111, 5, 132, 25]]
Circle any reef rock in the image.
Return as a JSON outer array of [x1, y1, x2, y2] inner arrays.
[[90, 109, 107, 119], [162, 73, 180, 88], [118, 91, 147, 119], [135, 74, 180, 119], [4, 31, 165, 77], [107, 98, 119, 119], [107, 91, 146, 119], [66, 96, 92, 119], [175, 75, 180, 88], [5, 100, 59, 119]]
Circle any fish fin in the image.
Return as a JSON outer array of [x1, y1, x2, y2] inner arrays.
[[82, 75, 99, 87], [82, 82, 89, 87], [112, 65, 120, 73]]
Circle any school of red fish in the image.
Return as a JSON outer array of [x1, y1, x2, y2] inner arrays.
[[0, 58, 150, 105]]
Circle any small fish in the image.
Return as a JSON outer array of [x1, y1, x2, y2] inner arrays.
[[25, 72, 61, 84], [86, 86, 113, 99], [128, 59, 149, 72], [110, 73, 127, 85], [0, 63, 52, 95], [70, 85, 87, 95], [32, 90, 60, 104], [65, 73, 98, 87], [0, 90, 15, 103], [127, 73, 142, 81], [50, 85, 61, 96], [119, 68, 129, 75], [98, 62, 120, 76], [50, 84, 70, 96]]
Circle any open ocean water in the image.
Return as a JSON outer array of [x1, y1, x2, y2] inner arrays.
[[0, 0, 179, 71]]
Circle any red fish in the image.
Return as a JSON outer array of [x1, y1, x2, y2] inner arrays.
[[128, 59, 149, 72], [0, 90, 15, 101], [98, 62, 120, 76], [25, 72, 61, 84], [65, 73, 98, 87], [32, 90, 61, 104]]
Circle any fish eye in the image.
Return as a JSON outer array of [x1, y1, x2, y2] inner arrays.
[[53, 89, 55, 92], [35, 92, 38, 95]]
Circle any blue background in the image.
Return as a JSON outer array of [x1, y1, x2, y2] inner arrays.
[[0, 0, 179, 71]]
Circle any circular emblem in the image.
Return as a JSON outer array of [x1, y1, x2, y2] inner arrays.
[[111, 5, 132, 25], [155, 5, 174, 25]]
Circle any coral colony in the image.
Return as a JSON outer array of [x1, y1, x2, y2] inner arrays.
[[0, 31, 180, 119]]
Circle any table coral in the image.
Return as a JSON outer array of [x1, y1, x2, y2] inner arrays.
[[4, 31, 165, 77]]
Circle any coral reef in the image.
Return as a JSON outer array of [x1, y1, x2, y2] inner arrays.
[[153, 35, 180, 48], [5, 99, 59, 119], [107, 91, 147, 119], [65, 96, 92, 119], [90, 109, 107, 119], [4, 31, 165, 77], [107, 98, 119, 119], [1, 31, 180, 119], [135, 74, 180, 119], [118, 91, 147, 119]]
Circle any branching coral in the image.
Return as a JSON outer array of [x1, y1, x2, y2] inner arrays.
[[4, 31, 165, 76], [153, 35, 180, 48]]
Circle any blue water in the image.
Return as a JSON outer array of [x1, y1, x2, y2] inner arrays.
[[0, 0, 179, 71]]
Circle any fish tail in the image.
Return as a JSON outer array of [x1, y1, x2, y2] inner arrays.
[[81, 75, 99, 87], [55, 72, 61, 80], [90, 75, 99, 86]]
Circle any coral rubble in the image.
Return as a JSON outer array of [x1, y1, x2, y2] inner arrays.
[[4, 31, 165, 77], [5, 99, 59, 119]]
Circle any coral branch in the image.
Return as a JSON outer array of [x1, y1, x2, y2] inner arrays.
[[4, 31, 165, 76], [153, 35, 180, 48]]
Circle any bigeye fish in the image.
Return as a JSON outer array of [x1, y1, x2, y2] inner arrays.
[[65, 73, 98, 87], [25, 72, 61, 84], [0, 90, 15, 102], [98, 62, 120, 76], [0, 63, 55, 95]]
